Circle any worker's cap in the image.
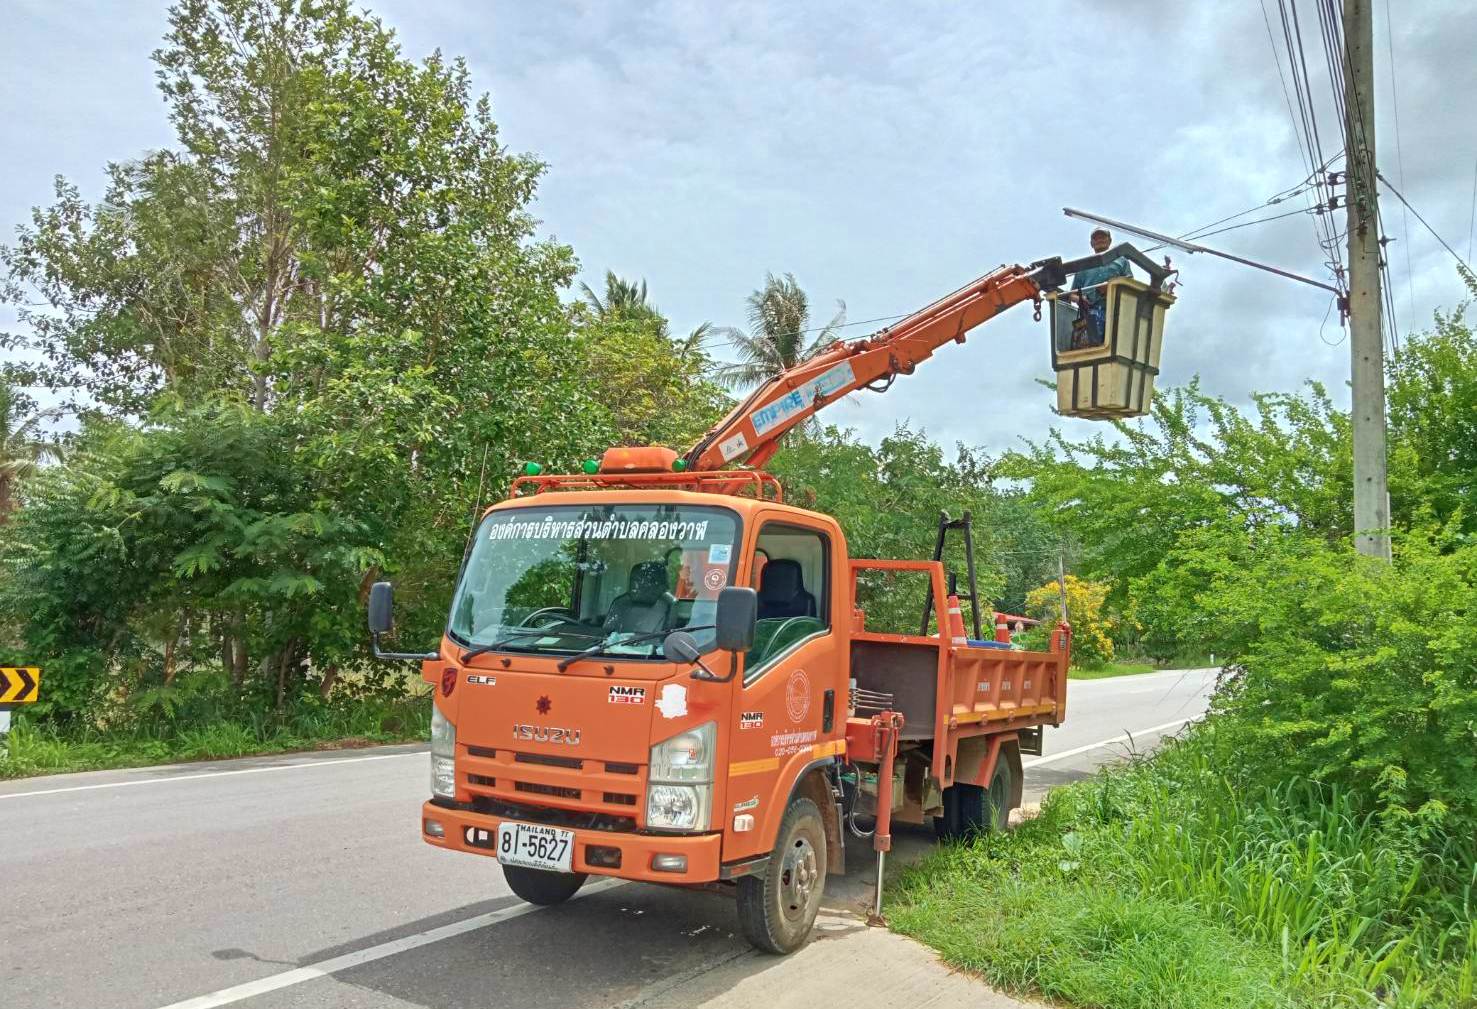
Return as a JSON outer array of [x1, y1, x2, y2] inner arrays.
[[1090, 228, 1111, 240]]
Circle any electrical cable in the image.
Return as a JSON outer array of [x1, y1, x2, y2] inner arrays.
[[1267, 0, 1347, 294], [1377, 172, 1476, 273], [1381, 0, 1416, 326], [1468, 156, 1476, 265], [1259, 0, 1315, 178]]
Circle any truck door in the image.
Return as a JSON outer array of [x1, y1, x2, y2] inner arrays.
[[724, 517, 843, 862]]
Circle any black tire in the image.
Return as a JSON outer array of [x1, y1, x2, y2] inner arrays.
[[980, 748, 1015, 832], [932, 783, 981, 841], [501, 864, 588, 906], [933, 752, 1015, 840], [736, 796, 827, 954]]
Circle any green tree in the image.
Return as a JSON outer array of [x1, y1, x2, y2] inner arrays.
[[715, 272, 845, 389], [769, 424, 1057, 633], [0, 381, 60, 520], [1000, 378, 1353, 604], [574, 311, 730, 449], [571, 272, 729, 449], [0, 0, 612, 721], [580, 271, 662, 325], [1387, 272, 1477, 534]]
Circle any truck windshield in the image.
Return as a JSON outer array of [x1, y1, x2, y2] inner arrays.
[[449, 503, 740, 659]]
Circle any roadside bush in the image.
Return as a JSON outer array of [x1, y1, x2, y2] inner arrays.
[[892, 738, 1477, 1007], [1024, 574, 1114, 667], [1132, 525, 1477, 832]]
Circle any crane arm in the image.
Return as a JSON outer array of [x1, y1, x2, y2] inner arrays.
[[684, 243, 1170, 472], [684, 267, 1041, 472]]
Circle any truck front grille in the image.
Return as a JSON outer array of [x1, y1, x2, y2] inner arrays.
[[459, 746, 647, 821], [515, 781, 582, 800], [513, 752, 583, 769], [471, 795, 638, 833]]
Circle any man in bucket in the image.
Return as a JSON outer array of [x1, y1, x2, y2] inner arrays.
[[1069, 228, 1131, 347]]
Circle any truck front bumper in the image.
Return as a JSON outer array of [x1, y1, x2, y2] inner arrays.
[[421, 801, 723, 884]]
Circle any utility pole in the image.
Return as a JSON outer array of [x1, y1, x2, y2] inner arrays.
[[1344, 0, 1391, 560]]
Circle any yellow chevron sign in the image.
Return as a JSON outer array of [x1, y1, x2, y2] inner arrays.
[[0, 667, 40, 704]]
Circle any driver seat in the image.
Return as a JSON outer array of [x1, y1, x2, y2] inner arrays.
[[604, 561, 675, 635], [757, 559, 817, 620]]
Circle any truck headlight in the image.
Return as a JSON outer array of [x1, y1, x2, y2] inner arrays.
[[431, 704, 456, 799], [647, 722, 715, 831]]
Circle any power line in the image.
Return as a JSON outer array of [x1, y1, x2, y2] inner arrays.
[[1260, 0, 1318, 178], [1377, 172, 1476, 273], [1186, 205, 1319, 243], [1140, 168, 1330, 256], [1266, 0, 1347, 294], [1468, 156, 1476, 264], [1381, 0, 1415, 328]]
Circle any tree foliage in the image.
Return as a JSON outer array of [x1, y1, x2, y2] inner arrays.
[[0, 380, 60, 520], [768, 424, 1058, 633], [999, 377, 1353, 602], [1159, 527, 1477, 825], [0, 0, 722, 725], [1025, 575, 1113, 667]]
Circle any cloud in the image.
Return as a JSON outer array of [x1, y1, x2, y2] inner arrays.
[[3, 0, 1472, 451]]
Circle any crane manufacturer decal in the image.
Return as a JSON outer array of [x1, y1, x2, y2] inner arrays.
[[748, 361, 857, 437]]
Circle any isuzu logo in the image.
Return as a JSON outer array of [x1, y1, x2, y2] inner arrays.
[[511, 724, 582, 745]]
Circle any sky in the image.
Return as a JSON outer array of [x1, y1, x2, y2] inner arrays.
[[3, 0, 1474, 454]]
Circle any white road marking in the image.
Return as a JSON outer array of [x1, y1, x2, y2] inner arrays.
[[153, 878, 624, 1009], [1023, 717, 1195, 768], [0, 750, 424, 800]]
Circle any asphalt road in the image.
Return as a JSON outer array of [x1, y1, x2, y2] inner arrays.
[[1, 667, 1218, 1009]]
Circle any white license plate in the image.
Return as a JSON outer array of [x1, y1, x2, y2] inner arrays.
[[496, 821, 574, 872]]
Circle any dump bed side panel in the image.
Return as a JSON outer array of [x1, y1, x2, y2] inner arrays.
[[845, 556, 1069, 788]]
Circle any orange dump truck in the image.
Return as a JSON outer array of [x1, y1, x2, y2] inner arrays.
[[368, 243, 1173, 952]]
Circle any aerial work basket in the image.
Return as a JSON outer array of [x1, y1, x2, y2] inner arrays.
[[1047, 277, 1174, 419]]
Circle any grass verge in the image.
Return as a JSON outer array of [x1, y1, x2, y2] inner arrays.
[[1069, 661, 1159, 680], [889, 734, 1477, 1008], [0, 696, 430, 778]]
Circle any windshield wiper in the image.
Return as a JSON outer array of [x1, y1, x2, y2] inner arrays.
[[556, 625, 714, 672], [462, 627, 602, 663]]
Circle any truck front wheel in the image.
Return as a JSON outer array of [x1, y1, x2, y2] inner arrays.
[[736, 796, 827, 954], [501, 864, 587, 905]]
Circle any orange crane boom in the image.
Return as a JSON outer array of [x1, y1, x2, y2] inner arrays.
[[683, 244, 1170, 472]]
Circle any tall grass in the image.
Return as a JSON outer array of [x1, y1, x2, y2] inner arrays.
[[891, 733, 1477, 1008]]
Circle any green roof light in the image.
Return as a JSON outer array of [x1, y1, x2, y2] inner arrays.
[[582, 458, 600, 474], [672, 458, 688, 472], [522, 461, 543, 476]]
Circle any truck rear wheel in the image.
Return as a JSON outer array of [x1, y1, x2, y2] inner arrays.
[[501, 864, 588, 905], [934, 749, 1015, 840], [736, 796, 827, 954]]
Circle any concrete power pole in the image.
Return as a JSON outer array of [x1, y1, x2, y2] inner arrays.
[[1344, 0, 1391, 560]]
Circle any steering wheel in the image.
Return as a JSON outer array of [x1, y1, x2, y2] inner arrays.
[[518, 607, 578, 629]]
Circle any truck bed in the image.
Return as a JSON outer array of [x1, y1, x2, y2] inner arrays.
[[842, 558, 1069, 785]]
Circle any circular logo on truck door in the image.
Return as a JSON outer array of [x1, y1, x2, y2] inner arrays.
[[785, 668, 811, 723]]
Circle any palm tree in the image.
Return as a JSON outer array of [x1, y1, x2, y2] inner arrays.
[[579, 271, 662, 325], [714, 273, 846, 390], [0, 381, 60, 520], [676, 321, 713, 363], [581, 271, 717, 364]]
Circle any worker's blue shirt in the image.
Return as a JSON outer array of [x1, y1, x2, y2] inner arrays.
[[1071, 257, 1132, 306]]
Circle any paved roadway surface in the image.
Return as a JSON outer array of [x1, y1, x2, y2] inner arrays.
[[1, 667, 1218, 1009]]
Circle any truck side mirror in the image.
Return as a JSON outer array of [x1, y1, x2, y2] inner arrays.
[[368, 581, 394, 635], [714, 586, 758, 652]]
